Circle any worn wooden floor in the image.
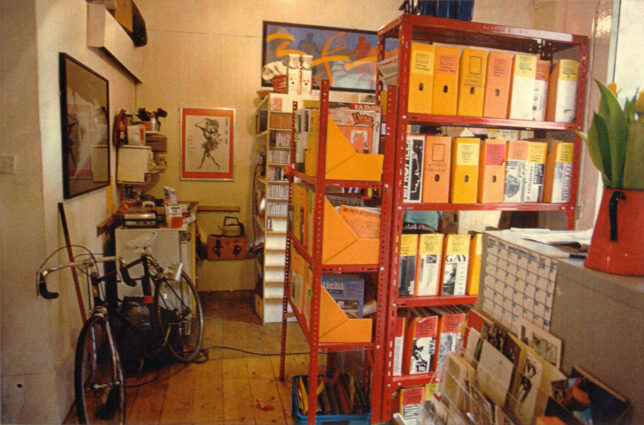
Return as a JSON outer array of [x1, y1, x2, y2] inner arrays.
[[66, 291, 326, 425]]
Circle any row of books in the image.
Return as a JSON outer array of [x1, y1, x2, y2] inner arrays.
[[268, 149, 289, 164], [267, 183, 289, 199], [392, 305, 469, 377], [380, 44, 579, 123], [294, 372, 369, 416], [399, 233, 481, 298], [404, 135, 573, 204], [269, 112, 292, 130], [267, 165, 288, 181], [270, 130, 290, 147]]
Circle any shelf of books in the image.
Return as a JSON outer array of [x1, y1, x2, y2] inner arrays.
[[375, 14, 588, 423], [279, 80, 395, 425]]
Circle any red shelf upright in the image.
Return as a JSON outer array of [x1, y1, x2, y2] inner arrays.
[[279, 80, 395, 424], [375, 14, 589, 421]]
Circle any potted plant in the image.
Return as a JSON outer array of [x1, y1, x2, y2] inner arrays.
[[577, 81, 644, 275]]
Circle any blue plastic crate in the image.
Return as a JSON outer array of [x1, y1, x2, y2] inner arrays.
[[292, 375, 371, 425]]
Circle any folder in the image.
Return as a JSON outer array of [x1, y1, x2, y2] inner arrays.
[[508, 55, 537, 120], [524, 141, 548, 202], [483, 51, 513, 118], [504, 140, 529, 202], [543, 141, 574, 203], [440, 234, 470, 296], [415, 233, 444, 296], [403, 314, 438, 374], [408, 42, 435, 114], [457, 48, 488, 117], [450, 137, 480, 204], [546, 59, 579, 123], [532, 60, 550, 121], [422, 136, 452, 203], [399, 233, 419, 297], [432, 46, 460, 116], [478, 138, 507, 203], [466, 233, 482, 295]]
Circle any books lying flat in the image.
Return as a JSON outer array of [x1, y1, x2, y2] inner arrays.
[[321, 275, 364, 318]]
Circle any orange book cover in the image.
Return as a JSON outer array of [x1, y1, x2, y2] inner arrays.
[[483, 51, 513, 118], [408, 42, 435, 114], [478, 139, 507, 203], [457, 48, 488, 117], [422, 136, 452, 203], [432, 46, 460, 116], [504, 140, 529, 202], [403, 314, 438, 375], [450, 138, 480, 204]]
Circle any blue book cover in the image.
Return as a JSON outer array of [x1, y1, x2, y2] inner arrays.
[[321, 276, 365, 318]]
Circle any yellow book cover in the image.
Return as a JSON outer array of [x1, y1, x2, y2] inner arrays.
[[450, 138, 480, 204], [399, 234, 419, 297], [524, 142, 548, 202], [457, 48, 488, 117], [466, 233, 483, 295], [432, 46, 460, 116], [408, 42, 435, 114], [508, 55, 537, 120], [546, 59, 579, 123], [532, 59, 550, 121], [478, 138, 507, 203], [441, 234, 470, 296], [415, 233, 444, 296], [543, 141, 574, 203], [504, 140, 529, 202]]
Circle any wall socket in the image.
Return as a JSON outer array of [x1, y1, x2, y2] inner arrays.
[[0, 154, 16, 174]]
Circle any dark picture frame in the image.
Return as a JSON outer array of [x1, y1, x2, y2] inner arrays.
[[59, 53, 110, 199], [262, 21, 397, 92]]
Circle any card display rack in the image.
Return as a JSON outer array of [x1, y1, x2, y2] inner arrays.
[[374, 14, 588, 422], [279, 80, 397, 424]]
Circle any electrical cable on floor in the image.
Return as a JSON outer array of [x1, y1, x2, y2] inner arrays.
[[201, 344, 319, 357]]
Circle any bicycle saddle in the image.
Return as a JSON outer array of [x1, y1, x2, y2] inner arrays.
[[126, 231, 158, 250]]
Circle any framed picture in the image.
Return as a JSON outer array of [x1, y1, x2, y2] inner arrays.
[[262, 21, 398, 92], [59, 53, 110, 199], [180, 107, 234, 180]]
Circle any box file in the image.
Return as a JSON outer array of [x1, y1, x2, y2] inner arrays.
[[404, 135, 425, 203], [508, 55, 537, 120], [432, 46, 460, 116], [542, 141, 574, 203], [532, 60, 550, 121], [399, 233, 419, 297], [546, 59, 579, 123], [450, 138, 480, 204], [504, 140, 529, 202], [457, 48, 487, 117], [478, 139, 507, 203], [408, 43, 435, 114], [524, 142, 548, 202], [483, 51, 513, 119], [422, 136, 452, 203], [415, 233, 444, 296], [441, 234, 470, 296], [466, 233, 482, 295]]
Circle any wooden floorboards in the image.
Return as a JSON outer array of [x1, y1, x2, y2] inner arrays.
[[65, 292, 324, 425]]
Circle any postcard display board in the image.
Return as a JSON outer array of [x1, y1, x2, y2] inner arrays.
[[479, 230, 570, 333]]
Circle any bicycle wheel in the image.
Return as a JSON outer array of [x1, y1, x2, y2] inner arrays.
[[75, 316, 125, 425], [154, 270, 204, 362]]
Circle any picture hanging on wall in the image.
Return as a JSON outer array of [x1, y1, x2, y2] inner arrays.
[[59, 53, 110, 199], [262, 21, 398, 92], [180, 107, 234, 180]]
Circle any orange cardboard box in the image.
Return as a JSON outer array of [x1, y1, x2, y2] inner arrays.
[[450, 138, 480, 204], [432, 46, 460, 116], [478, 138, 507, 203], [422, 136, 452, 203], [457, 48, 488, 117], [408, 42, 435, 114], [483, 51, 513, 118], [321, 197, 380, 265]]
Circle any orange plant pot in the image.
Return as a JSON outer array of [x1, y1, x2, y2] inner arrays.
[[585, 188, 644, 276]]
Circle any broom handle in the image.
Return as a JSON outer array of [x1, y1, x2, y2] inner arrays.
[[58, 202, 87, 323]]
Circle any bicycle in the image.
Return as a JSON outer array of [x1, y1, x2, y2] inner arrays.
[[37, 232, 204, 424]]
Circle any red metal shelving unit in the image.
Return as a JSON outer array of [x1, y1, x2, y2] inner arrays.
[[279, 80, 397, 424], [374, 14, 589, 422]]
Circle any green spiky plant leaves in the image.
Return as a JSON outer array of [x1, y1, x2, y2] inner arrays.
[[577, 80, 644, 190]]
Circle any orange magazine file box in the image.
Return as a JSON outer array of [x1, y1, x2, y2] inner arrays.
[[408, 42, 435, 114], [432, 46, 460, 116], [457, 48, 488, 117], [422, 136, 452, 203], [450, 138, 480, 204], [478, 139, 507, 203], [483, 51, 513, 119]]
